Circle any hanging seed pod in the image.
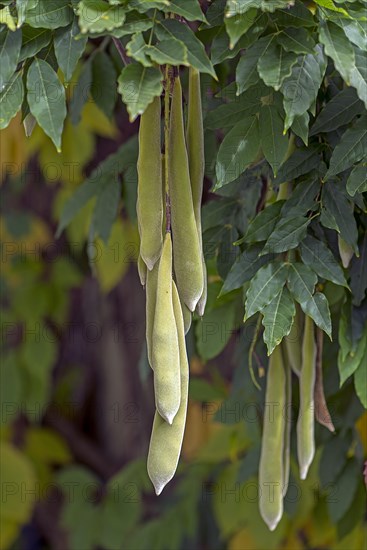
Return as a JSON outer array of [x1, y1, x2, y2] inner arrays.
[[137, 96, 163, 270], [282, 345, 292, 498], [169, 77, 204, 312], [187, 68, 207, 315], [152, 232, 181, 424], [297, 315, 316, 480], [259, 344, 286, 531], [147, 280, 189, 495]]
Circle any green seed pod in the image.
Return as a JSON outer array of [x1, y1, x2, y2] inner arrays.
[[152, 232, 181, 423], [137, 96, 163, 270], [187, 67, 204, 236], [297, 315, 316, 480], [145, 260, 159, 367], [147, 280, 189, 495], [137, 254, 147, 287], [284, 306, 302, 376], [282, 343, 292, 497], [187, 68, 207, 316], [259, 344, 286, 531], [169, 77, 204, 312]]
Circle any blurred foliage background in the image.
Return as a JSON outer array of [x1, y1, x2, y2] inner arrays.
[[1, 0, 367, 546], [1, 92, 366, 550]]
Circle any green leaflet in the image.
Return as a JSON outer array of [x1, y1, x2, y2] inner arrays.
[[346, 164, 367, 196], [300, 235, 349, 288], [287, 263, 332, 337], [220, 244, 271, 295], [54, 18, 88, 82], [338, 329, 366, 387], [224, 8, 258, 49], [0, 27, 22, 91], [164, 0, 207, 23], [262, 286, 296, 355], [215, 116, 260, 188], [117, 64, 163, 122], [258, 42, 298, 91], [350, 46, 367, 108], [281, 50, 325, 130], [77, 0, 125, 34], [27, 58, 66, 152], [326, 115, 367, 178], [236, 34, 276, 95], [319, 21, 355, 84], [310, 87, 364, 135], [244, 201, 284, 244], [322, 181, 359, 254], [26, 0, 73, 29], [244, 261, 289, 320], [261, 216, 310, 255], [156, 19, 216, 78], [0, 70, 24, 129], [91, 51, 117, 118], [259, 104, 289, 175]]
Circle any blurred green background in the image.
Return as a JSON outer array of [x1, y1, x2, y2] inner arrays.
[[1, 96, 366, 550]]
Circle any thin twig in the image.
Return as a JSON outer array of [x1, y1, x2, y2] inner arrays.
[[112, 37, 129, 66]]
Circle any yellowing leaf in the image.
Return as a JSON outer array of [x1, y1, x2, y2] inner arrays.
[[26, 427, 71, 464], [182, 402, 211, 460], [280, 533, 304, 550], [229, 528, 258, 550], [54, 188, 95, 248], [94, 219, 138, 293], [24, 428, 72, 486], [0, 7, 16, 31], [0, 215, 52, 282], [197, 422, 250, 463], [356, 411, 367, 453], [0, 518, 19, 550], [33, 118, 95, 185], [0, 114, 28, 182], [81, 101, 118, 138], [0, 442, 36, 525]]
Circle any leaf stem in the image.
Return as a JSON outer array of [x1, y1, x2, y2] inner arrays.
[[112, 37, 129, 66]]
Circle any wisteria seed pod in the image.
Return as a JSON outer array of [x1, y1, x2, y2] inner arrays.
[[259, 344, 286, 531], [152, 232, 181, 423], [169, 77, 204, 312], [137, 96, 163, 270], [187, 68, 207, 316], [147, 280, 189, 495], [297, 315, 316, 480]]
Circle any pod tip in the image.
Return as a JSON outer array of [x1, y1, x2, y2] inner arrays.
[[157, 407, 176, 425], [300, 465, 309, 480], [144, 257, 157, 271], [154, 483, 164, 496], [261, 511, 281, 532], [147, 471, 166, 496], [267, 519, 279, 532]]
